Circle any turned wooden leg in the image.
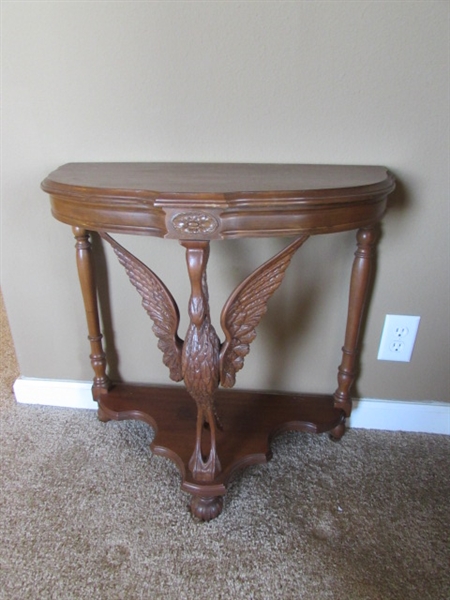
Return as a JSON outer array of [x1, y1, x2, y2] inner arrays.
[[73, 227, 111, 404], [333, 225, 380, 419]]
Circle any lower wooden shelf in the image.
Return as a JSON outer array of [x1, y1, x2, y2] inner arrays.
[[97, 383, 345, 520]]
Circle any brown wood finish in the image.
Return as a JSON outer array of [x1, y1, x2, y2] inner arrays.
[[333, 226, 380, 419], [72, 227, 111, 396], [98, 384, 344, 520], [42, 163, 395, 520]]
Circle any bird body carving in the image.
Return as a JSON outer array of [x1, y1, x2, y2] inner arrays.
[[100, 232, 308, 482]]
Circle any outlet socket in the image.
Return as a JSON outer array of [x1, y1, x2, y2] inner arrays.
[[377, 315, 420, 362]]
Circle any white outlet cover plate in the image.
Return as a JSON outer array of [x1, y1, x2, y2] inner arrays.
[[377, 314, 421, 362]]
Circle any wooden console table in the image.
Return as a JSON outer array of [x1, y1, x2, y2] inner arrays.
[[42, 163, 395, 520]]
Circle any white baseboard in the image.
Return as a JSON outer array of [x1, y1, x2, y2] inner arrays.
[[12, 377, 450, 435], [13, 377, 97, 410], [349, 398, 449, 435]]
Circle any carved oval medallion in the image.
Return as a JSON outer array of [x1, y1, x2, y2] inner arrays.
[[172, 212, 219, 235]]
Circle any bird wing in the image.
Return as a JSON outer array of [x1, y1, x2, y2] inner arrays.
[[219, 235, 309, 388], [100, 233, 183, 382]]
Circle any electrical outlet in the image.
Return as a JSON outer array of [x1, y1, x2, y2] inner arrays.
[[377, 315, 420, 362]]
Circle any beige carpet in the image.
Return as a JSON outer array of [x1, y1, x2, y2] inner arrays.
[[1, 290, 449, 600]]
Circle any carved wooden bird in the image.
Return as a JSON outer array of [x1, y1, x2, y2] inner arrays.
[[100, 232, 308, 481]]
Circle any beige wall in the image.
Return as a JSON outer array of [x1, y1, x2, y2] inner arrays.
[[2, 1, 449, 403]]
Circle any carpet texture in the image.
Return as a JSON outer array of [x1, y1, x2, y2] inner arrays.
[[1, 290, 449, 600]]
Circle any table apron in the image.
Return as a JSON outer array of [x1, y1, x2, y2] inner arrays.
[[50, 193, 388, 238]]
